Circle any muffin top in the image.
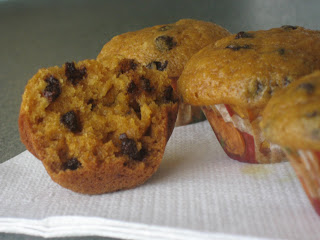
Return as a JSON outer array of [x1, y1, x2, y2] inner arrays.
[[178, 26, 320, 110], [261, 71, 320, 150], [97, 19, 230, 78]]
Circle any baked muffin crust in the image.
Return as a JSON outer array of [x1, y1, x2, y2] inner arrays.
[[97, 19, 230, 78], [178, 26, 320, 112], [261, 71, 320, 150]]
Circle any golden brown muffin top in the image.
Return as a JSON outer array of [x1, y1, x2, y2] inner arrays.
[[178, 26, 320, 110], [97, 19, 230, 78], [261, 71, 320, 150]]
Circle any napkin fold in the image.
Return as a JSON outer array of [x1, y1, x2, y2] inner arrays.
[[0, 121, 320, 240]]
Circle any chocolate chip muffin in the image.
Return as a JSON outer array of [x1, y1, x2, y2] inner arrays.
[[178, 26, 320, 163], [19, 57, 179, 194], [97, 19, 230, 126], [261, 71, 320, 215]]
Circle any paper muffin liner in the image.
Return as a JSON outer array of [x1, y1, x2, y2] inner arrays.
[[170, 77, 205, 127], [175, 104, 206, 126], [202, 104, 286, 164], [284, 149, 320, 215]]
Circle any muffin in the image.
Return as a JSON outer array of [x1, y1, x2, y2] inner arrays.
[[261, 71, 320, 215], [178, 26, 320, 163], [19, 57, 179, 194], [97, 19, 230, 126]]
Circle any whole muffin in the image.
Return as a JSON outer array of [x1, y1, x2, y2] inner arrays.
[[261, 71, 320, 215], [178, 26, 320, 163], [97, 19, 230, 126], [19, 57, 179, 194]]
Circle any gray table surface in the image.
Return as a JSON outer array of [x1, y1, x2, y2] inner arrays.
[[1, 0, 319, 239]]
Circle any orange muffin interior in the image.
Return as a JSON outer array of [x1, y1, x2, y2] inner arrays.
[[19, 58, 178, 194]]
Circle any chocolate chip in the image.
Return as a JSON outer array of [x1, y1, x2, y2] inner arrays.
[[256, 81, 264, 95], [235, 31, 253, 39], [164, 86, 175, 102], [60, 110, 82, 133], [127, 81, 137, 94], [156, 61, 168, 71], [146, 61, 168, 71], [155, 35, 177, 51], [65, 62, 87, 85], [64, 157, 81, 170], [138, 148, 147, 159], [119, 133, 144, 161], [297, 82, 315, 94], [249, 80, 265, 97], [43, 75, 61, 102], [118, 59, 138, 74], [278, 48, 285, 55], [283, 76, 292, 86], [158, 25, 172, 31], [225, 44, 251, 51], [141, 77, 153, 93], [87, 98, 96, 110], [281, 25, 298, 30], [306, 111, 319, 118]]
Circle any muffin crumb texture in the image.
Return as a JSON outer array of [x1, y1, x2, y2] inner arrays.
[[19, 58, 178, 194]]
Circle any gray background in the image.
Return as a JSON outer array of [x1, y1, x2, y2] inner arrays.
[[0, 0, 319, 239]]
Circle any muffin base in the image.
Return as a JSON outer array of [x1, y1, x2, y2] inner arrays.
[[175, 103, 205, 126], [285, 149, 320, 215], [202, 104, 286, 164]]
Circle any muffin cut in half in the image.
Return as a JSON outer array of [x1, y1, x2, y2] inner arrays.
[[19, 57, 179, 194], [97, 19, 230, 126], [261, 71, 320, 215], [178, 25, 320, 164]]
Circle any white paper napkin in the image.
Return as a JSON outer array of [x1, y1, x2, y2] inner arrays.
[[0, 121, 319, 240]]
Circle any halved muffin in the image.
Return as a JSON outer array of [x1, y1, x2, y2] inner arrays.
[[19, 57, 178, 194]]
